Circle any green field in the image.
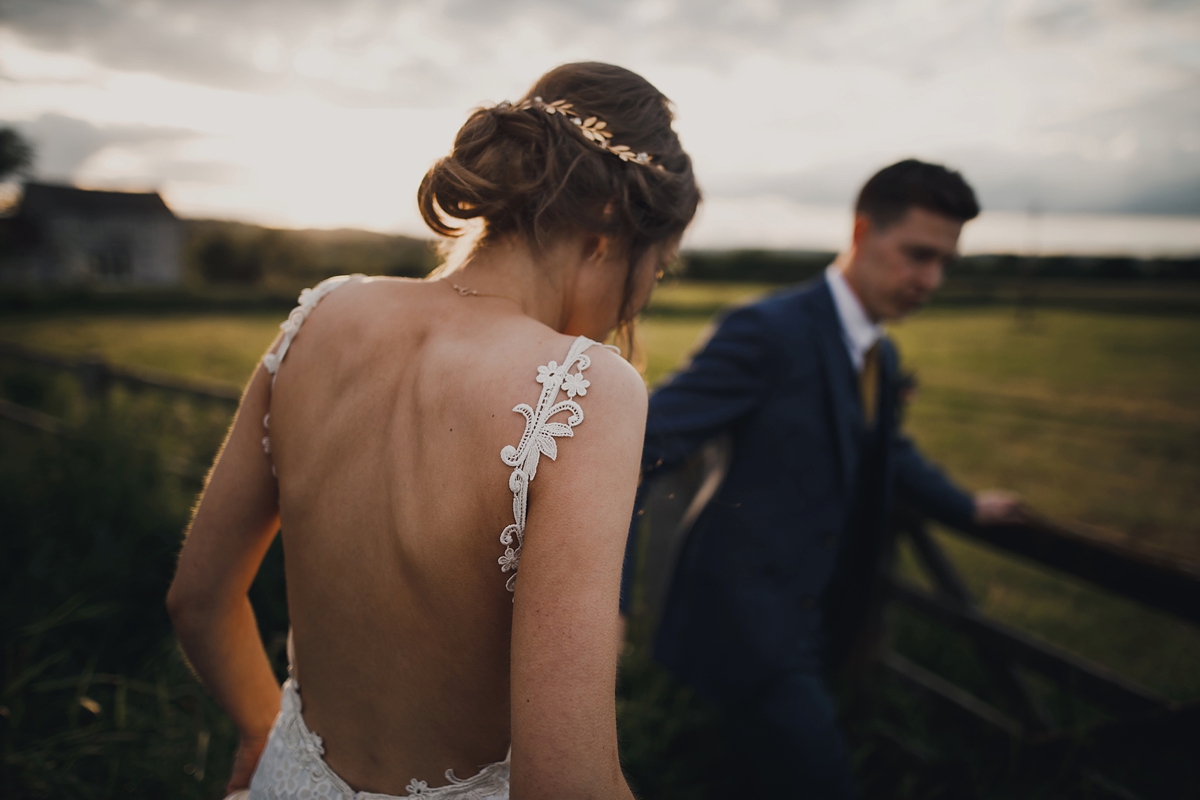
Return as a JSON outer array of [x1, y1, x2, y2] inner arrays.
[[644, 297, 1200, 700], [2, 284, 1198, 705]]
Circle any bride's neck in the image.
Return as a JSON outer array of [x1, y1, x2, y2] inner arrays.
[[448, 239, 577, 332]]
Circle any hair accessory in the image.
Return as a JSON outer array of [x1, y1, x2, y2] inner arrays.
[[497, 96, 661, 170]]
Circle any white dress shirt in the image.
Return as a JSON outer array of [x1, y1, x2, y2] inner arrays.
[[824, 264, 884, 373]]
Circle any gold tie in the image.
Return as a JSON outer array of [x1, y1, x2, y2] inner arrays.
[[860, 342, 880, 427]]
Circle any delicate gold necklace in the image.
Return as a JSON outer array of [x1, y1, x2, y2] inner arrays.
[[443, 279, 522, 308]]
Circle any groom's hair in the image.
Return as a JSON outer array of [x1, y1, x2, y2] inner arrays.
[[856, 159, 980, 229]]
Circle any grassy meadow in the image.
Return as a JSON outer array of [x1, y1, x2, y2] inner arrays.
[[643, 290, 1200, 705], [1, 279, 1198, 797]]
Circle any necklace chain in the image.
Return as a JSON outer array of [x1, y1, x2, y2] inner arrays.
[[444, 279, 522, 307]]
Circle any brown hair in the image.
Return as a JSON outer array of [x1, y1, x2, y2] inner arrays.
[[855, 159, 980, 230], [418, 62, 701, 324]]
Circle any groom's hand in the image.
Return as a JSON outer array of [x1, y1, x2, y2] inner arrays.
[[973, 490, 1025, 526]]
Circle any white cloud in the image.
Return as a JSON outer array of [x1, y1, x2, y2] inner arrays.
[[0, 0, 1196, 252]]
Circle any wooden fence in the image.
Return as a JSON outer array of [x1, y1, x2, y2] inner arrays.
[[636, 437, 1200, 798], [0, 340, 242, 482], [885, 506, 1200, 749], [0, 340, 240, 434]]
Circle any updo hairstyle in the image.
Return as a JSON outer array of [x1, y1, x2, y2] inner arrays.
[[418, 62, 701, 323]]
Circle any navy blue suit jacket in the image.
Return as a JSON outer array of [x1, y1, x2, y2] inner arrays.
[[622, 277, 975, 702]]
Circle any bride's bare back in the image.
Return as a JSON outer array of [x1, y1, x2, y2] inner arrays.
[[170, 274, 647, 797], [270, 277, 639, 789]]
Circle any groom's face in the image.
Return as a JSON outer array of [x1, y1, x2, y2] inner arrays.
[[850, 207, 963, 321]]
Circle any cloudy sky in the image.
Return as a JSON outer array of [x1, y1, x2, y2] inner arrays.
[[1, 0, 1198, 253]]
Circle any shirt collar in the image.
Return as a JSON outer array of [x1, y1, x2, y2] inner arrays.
[[825, 263, 884, 372]]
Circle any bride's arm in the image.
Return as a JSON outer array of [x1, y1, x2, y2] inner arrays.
[[167, 357, 283, 789], [509, 350, 646, 800]]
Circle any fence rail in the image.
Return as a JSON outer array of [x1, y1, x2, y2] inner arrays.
[[950, 511, 1200, 627], [877, 506, 1200, 796], [887, 577, 1170, 716], [0, 342, 240, 481], [0, 340, 242, 405]]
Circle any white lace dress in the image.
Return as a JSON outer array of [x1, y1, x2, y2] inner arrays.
[[244, 276, 607, 800]]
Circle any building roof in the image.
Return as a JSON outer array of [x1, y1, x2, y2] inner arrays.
[[14, 183, 178, 221]]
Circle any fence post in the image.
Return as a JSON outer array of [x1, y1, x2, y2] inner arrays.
[[75, 356, 111, 401], [901, 512, 1054, 731]]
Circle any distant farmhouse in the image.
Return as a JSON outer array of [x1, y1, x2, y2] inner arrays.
[[0, 183, 184, 285]]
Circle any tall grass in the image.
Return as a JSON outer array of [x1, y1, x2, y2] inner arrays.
[[0, 380, 289, 798]]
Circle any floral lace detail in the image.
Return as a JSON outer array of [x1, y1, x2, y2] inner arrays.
[[249, 680, 511, 800], [498, 336, 603, 592], [261, 274, 366, 459]]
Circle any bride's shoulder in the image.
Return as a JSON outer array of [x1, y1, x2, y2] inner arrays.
[[501, 329, 646, 435], [561, 338, 647, 440], [292, 275, 443, 333], [580, 342, 646, 405]]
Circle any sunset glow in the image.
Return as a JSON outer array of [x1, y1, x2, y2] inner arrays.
[[2, 1, 1197, 253]]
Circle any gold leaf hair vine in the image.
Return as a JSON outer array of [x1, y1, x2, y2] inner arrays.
[[497, 96, 662, 170]]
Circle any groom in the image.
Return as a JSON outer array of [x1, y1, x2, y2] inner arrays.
[[621, 160, 1022, 797]]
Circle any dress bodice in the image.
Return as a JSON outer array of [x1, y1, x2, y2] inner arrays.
[[249, 679, 510, 800]]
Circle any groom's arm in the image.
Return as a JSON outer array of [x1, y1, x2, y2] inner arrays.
[[642, 303, 778, 478], [620, 303, 777, 613], [892, 434, 976, 530]]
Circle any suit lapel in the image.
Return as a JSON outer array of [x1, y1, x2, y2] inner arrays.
[[807, 281, 861, 493]]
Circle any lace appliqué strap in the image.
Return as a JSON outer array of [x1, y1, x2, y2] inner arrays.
[[498, 336, 608, 593], [261, 274, 365, 457]]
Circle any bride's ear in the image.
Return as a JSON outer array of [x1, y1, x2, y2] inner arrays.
[[580, 233, 612, 263], [582, 200, 622, 263]]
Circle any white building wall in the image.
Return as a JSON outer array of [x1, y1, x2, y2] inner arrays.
[[3, 212, 184, 286]]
